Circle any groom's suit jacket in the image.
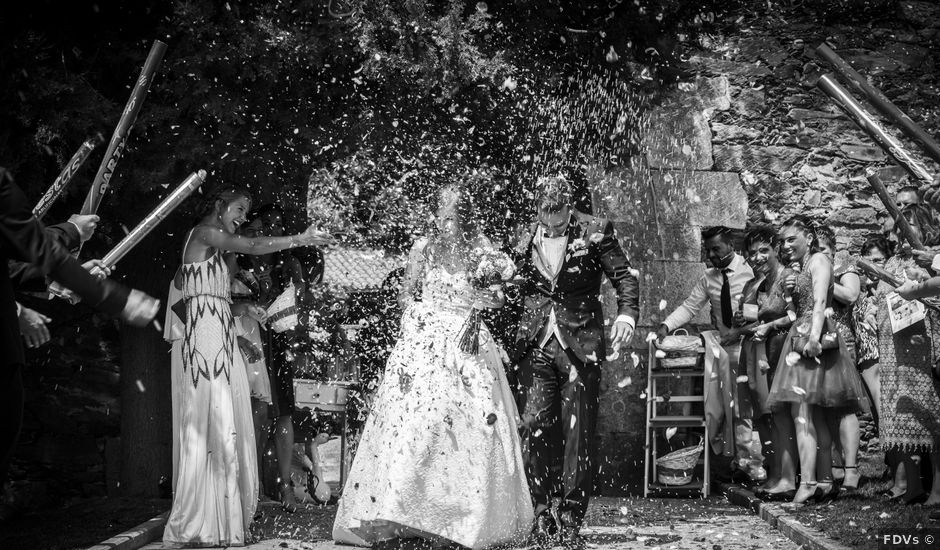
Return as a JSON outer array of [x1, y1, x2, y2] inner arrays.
[[512, 209, 639, 363]]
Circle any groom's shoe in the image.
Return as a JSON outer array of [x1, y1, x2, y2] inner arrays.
[[529, 509, 558, 547], [559, 510, 586, 550]]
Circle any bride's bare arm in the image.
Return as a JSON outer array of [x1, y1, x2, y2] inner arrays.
[[399, 238, 428, 310]]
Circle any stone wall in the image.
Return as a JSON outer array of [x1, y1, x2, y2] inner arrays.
[[589, 3, 940, 494]]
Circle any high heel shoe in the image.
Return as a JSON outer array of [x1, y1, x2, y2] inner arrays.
[[278, 481, 298, 513], [792, 482, 817, 504], [812, 481, 839, 504], [840, 465, 860, 495]]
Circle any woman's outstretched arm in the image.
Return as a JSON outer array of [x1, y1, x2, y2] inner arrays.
[[192, 225, 331, 258]]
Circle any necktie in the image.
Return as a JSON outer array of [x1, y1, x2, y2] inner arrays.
[[720, 268, 733, 328]]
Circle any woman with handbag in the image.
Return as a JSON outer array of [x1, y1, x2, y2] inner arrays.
[[765, 216, 870, 505]]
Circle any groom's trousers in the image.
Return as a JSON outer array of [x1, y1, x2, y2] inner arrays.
[[521, 337, 600, 527]]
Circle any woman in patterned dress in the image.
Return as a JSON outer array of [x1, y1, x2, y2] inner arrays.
[[854, 235, 891, 419], [875, 211, 940, 506], [765, 216, 870, 504], [164, 188, 330, 547]]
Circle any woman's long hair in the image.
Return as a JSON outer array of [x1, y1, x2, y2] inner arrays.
[[193, 186, 252, 226]]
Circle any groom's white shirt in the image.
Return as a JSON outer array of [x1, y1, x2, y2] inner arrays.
[[534, 227, 568, 348], [533, 226, 635, 351]]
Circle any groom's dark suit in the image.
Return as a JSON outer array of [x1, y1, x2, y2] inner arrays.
[[512, 209, 639, 528]]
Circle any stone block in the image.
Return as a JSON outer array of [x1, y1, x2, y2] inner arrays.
[[781, 131, 830, 149], [597, 360, 646, 435], [840, 144, 886, 162], [884, 41, 928, 68], [713, 145, 806, 173], [732, 88, 768, 118], [788, 108, 844, 121], [687, 55, 773, 78], [711, 122, 762, 143], [693, 76, 732, 113], [843, 49, 904, 73], [873, 165, 911, 183], [645, 108, 713, 170], [827, 206, 881, 229], [593, 167, 746, 230], [611, 221, 702, 263], [899, 1, 940, 29], [601, 260, 710, 328]]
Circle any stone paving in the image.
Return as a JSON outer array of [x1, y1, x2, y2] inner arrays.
[[140, 496, 799, 550]]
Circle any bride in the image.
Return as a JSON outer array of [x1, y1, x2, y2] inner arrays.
[[332, 184, 533, 549]]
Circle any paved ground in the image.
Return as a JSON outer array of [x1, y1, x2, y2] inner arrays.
[[142, 440, 799, 550], [141, 495, 799, 550]]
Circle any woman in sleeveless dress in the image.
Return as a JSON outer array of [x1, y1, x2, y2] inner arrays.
[[332, 185, 533, 549], [817, 226, 866, 492], [164, 188, 331, 548], [765, 216, 869, 505]]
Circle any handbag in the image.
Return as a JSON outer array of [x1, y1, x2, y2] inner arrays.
[[792, 317, 840, 353]]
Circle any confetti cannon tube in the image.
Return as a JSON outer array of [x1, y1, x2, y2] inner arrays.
[[101, 170, 207, 268], [856, 258, 940, 312], [33, 135, 104, 219], [816, 43, 940, 165], [81, 40, 167, 216], [866, 170, 924, 249], [816, 74, 934, 186]]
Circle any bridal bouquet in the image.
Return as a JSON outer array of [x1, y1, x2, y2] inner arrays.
[[457, 247, 516, 354]]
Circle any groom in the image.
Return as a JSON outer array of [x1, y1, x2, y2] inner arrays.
[[512, 176, 639, 548]]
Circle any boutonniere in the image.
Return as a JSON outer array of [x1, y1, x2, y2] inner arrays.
[[588, 231, 605, 244], [568, 238, 588, 252]]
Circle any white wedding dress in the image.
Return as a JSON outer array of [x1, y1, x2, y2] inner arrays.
[[332, 264, 533, 549]]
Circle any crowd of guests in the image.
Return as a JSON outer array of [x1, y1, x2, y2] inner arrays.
[[659, 194, 940, 507]]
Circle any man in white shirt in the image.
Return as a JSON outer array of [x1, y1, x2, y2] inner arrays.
[[657, 226, 766, 482], [512, 176, 639, 549]]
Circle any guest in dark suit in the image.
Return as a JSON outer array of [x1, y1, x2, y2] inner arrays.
[[512, 175, 639, 548], [0, 168, 159, 511]]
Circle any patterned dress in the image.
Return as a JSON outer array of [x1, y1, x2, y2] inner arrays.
[[766, 254, 870, 412], [164, 247, 258, 548], [874, 256, 940, 452], [832, 263, 858, 362]]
